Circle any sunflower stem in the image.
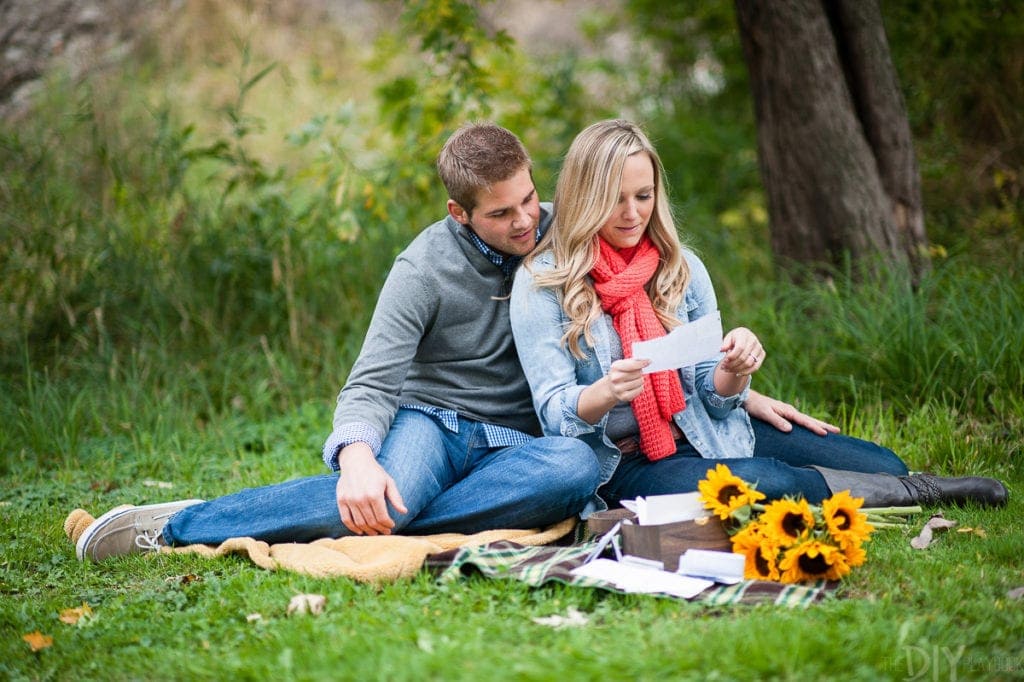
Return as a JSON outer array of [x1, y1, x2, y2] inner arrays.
[[862, 505, 923, 517]]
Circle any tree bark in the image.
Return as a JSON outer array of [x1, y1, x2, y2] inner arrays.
[[734, 0, 929, 279], [0, 0, 147, 120]]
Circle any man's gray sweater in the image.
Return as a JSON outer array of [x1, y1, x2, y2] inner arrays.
[[324, 206, 552, 460]]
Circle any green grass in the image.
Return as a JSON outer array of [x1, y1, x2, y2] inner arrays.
[[2, 298, 1022, 680], [2, 398, 1022, 681], [11, 327, 1022, 680]]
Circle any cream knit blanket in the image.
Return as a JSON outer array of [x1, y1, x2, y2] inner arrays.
[[64, 508, 575, 583]]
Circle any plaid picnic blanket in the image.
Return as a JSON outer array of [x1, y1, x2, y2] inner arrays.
[[425, 540, 836, 607]]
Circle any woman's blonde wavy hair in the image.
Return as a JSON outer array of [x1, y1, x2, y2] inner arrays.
[[527, 119, 690, 358]]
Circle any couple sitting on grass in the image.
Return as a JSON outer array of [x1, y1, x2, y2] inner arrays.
[[76, 120, 1008, 562]]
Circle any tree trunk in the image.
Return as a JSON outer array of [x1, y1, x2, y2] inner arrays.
[[734, 0, 928, 279], [0, 0, 147, 120]]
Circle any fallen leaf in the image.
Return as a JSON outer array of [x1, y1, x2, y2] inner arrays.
[[910, 514, 957, 549], [1007, 587, 1024, 600], [956, 527, 987, 538], [23, 631, 53, 652], [164, 573, 201, 585], [59, 603, 93, 625], [286, 593, 326, 616], [142, 479, 174, 489], [531, 607, 590, 629]]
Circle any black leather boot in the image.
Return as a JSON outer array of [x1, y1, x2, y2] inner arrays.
[[898, 474, 1008, 507], [812, 467, 1008, 508]]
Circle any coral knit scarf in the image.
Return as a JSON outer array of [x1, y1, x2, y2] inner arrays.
[[591, 236, 685, 461]]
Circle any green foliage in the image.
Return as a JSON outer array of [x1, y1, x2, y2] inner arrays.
[[740, 257, 1024, 415], [0, 1, 602, 471], [366, 0, 595, 216], [0, 50, 396, 425], [622, 0, 1024, 268], [368, 0, 509, 225], [0, 0, 1019, 481], [882, 0, 1024, 252], [620, 0, 757, 197]]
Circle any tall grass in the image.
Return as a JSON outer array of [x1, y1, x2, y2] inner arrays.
[[3, 62, 1023, 484], [693, 252, 1024, 478], [0, 2, 601, 476], [736, 257, 1024, 414], [0, 71, 395, 473], [1, 94, 396, 359]]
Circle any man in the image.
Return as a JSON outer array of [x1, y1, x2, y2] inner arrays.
[[75, 123, 837, 561]]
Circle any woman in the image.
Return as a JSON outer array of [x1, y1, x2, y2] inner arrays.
[[510, 119, 1007, 515]]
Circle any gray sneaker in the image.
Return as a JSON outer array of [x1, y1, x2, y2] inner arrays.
[[76, 499, 205, 562]]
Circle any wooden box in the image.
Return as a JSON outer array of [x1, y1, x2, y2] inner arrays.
[[585, 509, 731, 573], [620, 516, 731, 572]]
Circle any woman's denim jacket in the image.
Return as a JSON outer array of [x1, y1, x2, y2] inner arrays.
[[510, 248, 754, 515]]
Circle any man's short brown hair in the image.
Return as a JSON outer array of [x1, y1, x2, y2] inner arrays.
[[437, 122, 532, 214]]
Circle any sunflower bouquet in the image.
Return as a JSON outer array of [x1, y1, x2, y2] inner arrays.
[[697, 463, 908, 584]]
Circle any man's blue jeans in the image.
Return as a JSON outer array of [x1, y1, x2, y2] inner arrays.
[[598, 417, 910, 506], [163, 410, 600, 545]]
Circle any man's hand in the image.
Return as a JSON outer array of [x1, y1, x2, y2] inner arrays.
[[335, 443, 408, 535], [744, 389, 841, 436]]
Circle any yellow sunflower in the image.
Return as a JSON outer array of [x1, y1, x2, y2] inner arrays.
[[841, 539, 868, 568], [698, 463, 766, 521], [822, 490, 874, 551], [759, 497, 815, 546], [778, 539, 851, 583], [731, 522, 781, 581]]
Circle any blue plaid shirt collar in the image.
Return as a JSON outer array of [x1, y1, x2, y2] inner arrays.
[[466, 226, 544, 278]]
